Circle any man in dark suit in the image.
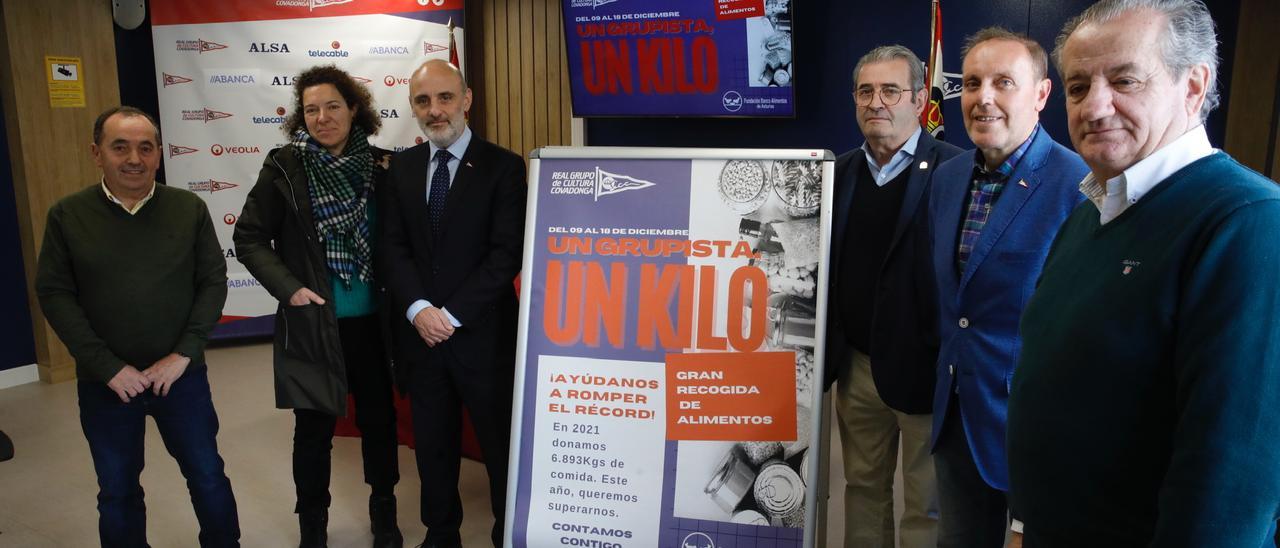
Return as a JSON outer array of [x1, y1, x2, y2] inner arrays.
[[380, 59, 527, 548], [927, 28, 1086, 548], [824, 44, 962, 548]]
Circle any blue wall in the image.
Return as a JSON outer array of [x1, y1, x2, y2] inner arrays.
[[0, 98, 37, 371], [585, 0, 1240, 154]]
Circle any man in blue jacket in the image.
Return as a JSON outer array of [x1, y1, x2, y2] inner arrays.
[[1009, 0, 1280, 545], [927, 28, 1086, 547]]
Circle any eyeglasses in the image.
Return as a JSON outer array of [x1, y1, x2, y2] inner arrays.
[[853, 86, 914, 107]]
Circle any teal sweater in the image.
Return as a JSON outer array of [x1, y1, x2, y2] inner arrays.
[[36, 184, 228, 383], [1009, 153, 1280, 546], [329, 199, 376, 318]]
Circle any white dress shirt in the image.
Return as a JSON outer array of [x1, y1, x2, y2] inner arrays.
[[1079, 125, 1216, 225], [860, 127, 922, 186], [101, 180, 156, 215], [405, 127, 473, 327]]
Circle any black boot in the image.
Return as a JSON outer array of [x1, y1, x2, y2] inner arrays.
[[370, 494, 403, 548], [0, 430, 12, 462], [299, 509, 328, 548]]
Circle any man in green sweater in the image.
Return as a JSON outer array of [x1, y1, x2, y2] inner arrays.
[[36, 106, 239, 547], [1007, 1, 1280, 546]]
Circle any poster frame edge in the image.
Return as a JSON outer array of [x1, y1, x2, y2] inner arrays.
[[504, 154, 544, 548], [801, 157, 837, 547]]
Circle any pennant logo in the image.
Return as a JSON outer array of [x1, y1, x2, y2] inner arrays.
[[176, 39, 227, 53], [162, 73, 192, 86], [200, 39, 226, 52], [423, 42, 448, 55], [168, 144, 198, 157], [941, 72, 963, 100], [187, 179, 240, 193], [595, 168, 655, 201], [182, 108, 233, 122], [310, 0, 354, 9]]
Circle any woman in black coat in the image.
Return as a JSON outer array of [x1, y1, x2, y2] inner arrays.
[[233, 65, 401, 548]]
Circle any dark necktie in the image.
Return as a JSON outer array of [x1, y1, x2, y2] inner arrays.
[[428, 149, 453, 236]]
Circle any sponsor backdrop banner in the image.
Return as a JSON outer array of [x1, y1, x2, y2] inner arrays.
[[151, 0, 464, 335], [562, 0, 796, 117], [507, 147, 833, 547]]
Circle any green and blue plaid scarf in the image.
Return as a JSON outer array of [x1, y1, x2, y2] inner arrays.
[[293, 125, 375, 288]]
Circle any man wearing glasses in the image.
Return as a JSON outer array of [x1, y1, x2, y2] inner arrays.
[[925, 28, 1086, 547], [824, 44, 960, 548]]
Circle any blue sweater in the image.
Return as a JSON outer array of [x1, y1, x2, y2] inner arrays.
[[1009, 153, 1280, 546]]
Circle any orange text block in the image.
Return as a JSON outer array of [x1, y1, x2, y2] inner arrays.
[[716, 0, 764, 20], [666, 351, 796, 441]]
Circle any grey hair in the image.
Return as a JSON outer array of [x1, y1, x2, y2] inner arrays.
[[961, 27, 1050, 81], [852, 45, 926, 99], [1053, 0, 1219, 122]]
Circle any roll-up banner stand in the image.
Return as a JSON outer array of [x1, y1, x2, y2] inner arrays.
[[151, 0, 465, 337], [506, 147, 834, 548]]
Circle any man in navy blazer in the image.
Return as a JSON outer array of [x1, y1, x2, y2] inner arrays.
[[927, 28, 1086, 547], [380, 60, 526, 548], [824, 44, 961, 548]]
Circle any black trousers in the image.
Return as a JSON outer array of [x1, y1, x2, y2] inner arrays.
[[935, 398, 1011, 548], [409, 339, 513, 547], [293, 314, 399, 514]]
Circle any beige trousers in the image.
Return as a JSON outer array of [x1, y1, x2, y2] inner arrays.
[[834, 350, 938, 548]]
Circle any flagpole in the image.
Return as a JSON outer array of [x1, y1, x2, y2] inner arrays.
[[922, 0, 945, 138], [927, 0, 938, 93]]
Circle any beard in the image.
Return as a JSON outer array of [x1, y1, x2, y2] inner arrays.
[[419, 114, 463, 149]]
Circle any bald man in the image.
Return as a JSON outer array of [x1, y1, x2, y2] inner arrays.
[[379, 60, 527, 548]]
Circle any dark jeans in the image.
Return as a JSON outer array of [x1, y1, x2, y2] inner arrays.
[[935, 399, 1010, 548], [409, 341, 513, 547], [293, 314, 399, 514], [78, 364, 239, 548]]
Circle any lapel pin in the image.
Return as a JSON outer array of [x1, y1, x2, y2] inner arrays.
[[919, 161, 928, 170], [1018, 179, 1028, 188], [466, 162, 473, 168]]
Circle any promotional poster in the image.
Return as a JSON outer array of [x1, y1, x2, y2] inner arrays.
[[508, 148, 833, 547], [150, 0, 464, 336], [562, 0, 797, 117]]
